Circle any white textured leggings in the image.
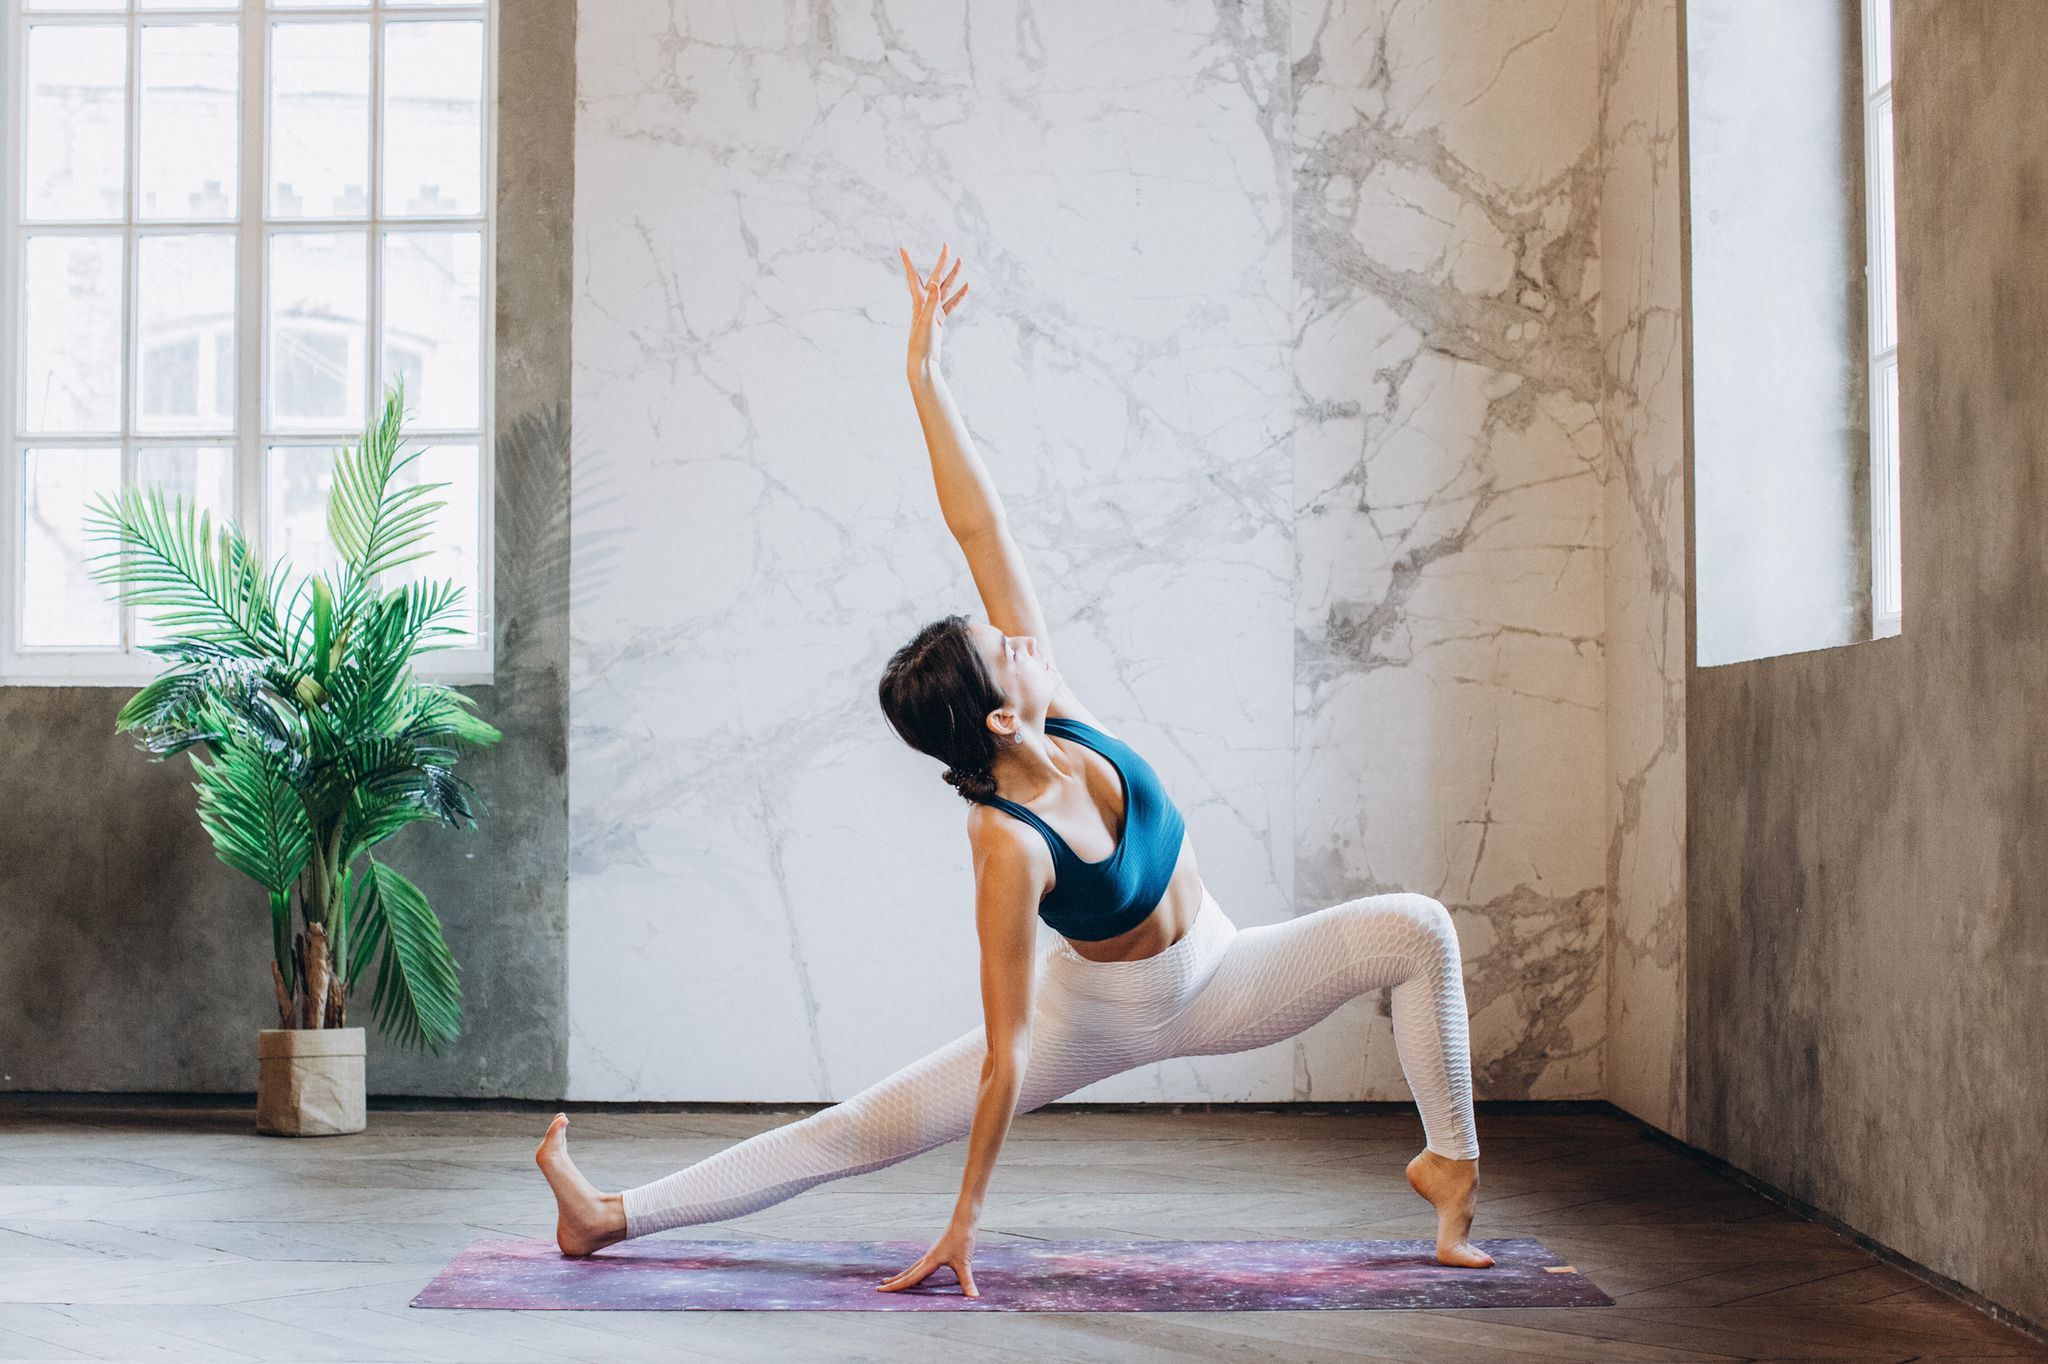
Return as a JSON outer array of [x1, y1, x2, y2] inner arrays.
[[620, 886, 1479, 1239]]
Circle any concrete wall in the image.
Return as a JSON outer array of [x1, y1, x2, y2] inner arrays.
[[1686, 0, 1871, 666], [0, 0, 576, 1098], [1687, 0, 2048, 1327]]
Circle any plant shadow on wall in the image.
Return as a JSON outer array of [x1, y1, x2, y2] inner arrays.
[[82, 378, 503, 1136]]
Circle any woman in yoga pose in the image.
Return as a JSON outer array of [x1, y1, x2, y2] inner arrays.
[[536, 244, 1490, 1294]]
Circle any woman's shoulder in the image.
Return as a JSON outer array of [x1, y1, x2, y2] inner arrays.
[[966, 798, 1044, 855], [965, 800, 1055, 901]]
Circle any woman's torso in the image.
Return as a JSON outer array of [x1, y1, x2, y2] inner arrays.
[[1067, 834, 1202, 963], [980, 718, 1203, 963]]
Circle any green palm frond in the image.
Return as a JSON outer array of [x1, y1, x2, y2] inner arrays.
[[82, 484, 290, 660], [329, 377, 452, 626], [333, 735, 428, 797], [114, 648, 275, 743], [400, 683, 503, 750], [95, 385, 493, 1055], [346, 858, 462, 1053], [340, 789, 437, 865], [277, 573, 321, 681], [270, 887, 295, 996], [388, 577, 470, 655], [316, 582, 465, 740], [188, 731, 313, 896], [419, 765, 484, 825]]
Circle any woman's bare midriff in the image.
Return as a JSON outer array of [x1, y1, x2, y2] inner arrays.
[[1061, 839, 1203, 963]]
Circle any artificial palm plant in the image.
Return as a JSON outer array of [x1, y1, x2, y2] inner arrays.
[[83, 381, 500, 1053]]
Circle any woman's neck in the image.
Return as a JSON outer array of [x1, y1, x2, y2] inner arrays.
[[990, 726, 1074, 804]]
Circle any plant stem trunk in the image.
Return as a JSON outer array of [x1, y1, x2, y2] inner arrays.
[[289, 820, 347, 1029], [304, 922, 330, 1030], [270, 959, 294, 1029]]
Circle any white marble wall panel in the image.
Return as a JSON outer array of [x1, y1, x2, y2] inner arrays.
[[1599, 0, 1687, 1137], [568, 0, 1624, 1106], [567, 0, 1296, 1101], [1291, 0, 1608, 1102]]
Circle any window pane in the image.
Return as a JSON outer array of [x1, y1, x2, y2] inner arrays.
[[264, 441, 477, 639], [268, 231, 366, 432], [139, 22, 239, 220], [382, 230, 480, 429], [265, 443, 342, 586], [271, 0, 366, 6], [138, 233, 236, 433], [386, 442, 479, 641], [133, 445, 236, 647], [21, 446, 121, 647], [268, 21, 370, 218], [26, 1, 126, 10], [25, 24, 127, 221], [23, 235, 125, 433], [383, 19, 483, 216], [1877, 95, 1897, 354], [139, 0, 241, 9], [214, 330, 233, 413]]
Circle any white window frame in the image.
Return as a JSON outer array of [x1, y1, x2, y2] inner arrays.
[[0, 0, 497, 686], [1862, 0, 1901, 637]]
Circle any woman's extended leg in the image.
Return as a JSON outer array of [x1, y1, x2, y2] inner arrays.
[[613, 1025, 987, 1239], [1160, 889, 1489, 1266], [573, 988, 1151, 1244]]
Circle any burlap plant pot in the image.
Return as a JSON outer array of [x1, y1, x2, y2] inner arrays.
[[256, 1027, 367, 1136]]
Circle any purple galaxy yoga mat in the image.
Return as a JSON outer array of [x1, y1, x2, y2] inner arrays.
[[410, 1236, 1611, 1312]]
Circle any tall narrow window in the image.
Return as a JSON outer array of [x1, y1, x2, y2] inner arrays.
[[2, 0, 495, 684], [1863, 0, 1901, 635]]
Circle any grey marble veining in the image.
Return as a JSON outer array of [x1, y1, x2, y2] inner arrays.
[[568, 0, 1298, 1103], [1288, 0, 1609, 1104], [1598, 0, 1686, 1138], [567, 0, 1671, 1110]]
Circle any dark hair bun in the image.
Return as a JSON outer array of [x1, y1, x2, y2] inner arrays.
[[942, 763, 998, 803]]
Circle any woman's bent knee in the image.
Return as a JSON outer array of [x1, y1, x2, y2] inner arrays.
[[1406, 894, 1461, 962], [1408, 892, 1457, 939], [1340, 892, 1460, 967]]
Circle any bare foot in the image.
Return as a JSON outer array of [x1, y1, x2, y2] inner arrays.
[[535, 1112, 628, 1256], [1405, 1149, 1494, 1267]]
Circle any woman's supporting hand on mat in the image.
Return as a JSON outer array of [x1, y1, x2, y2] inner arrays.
[[876, 877, 1037, 1297], [899, 241, 969, 380], [878, 1213, 979, 1297]]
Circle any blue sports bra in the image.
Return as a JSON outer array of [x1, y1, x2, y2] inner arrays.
[[976, 716, 1188, 941]]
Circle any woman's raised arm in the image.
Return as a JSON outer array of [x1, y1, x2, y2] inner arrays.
[[900, 244, 1002, 540], [898, 245, 1060, 658]]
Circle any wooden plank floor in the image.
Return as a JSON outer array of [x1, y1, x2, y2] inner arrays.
[[0, 1102, 2041, 1363]]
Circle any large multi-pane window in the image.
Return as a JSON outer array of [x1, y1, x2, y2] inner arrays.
[[1863, 0, 1900, 635], [1, 0, 494, 683]]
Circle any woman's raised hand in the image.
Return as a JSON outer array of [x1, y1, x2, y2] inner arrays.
[[900, 242, 969, 377]]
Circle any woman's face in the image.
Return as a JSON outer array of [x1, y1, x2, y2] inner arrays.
[[970, 619, 1059, 722]]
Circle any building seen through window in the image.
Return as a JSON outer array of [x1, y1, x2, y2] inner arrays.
[[4, 0, 494, 683]]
